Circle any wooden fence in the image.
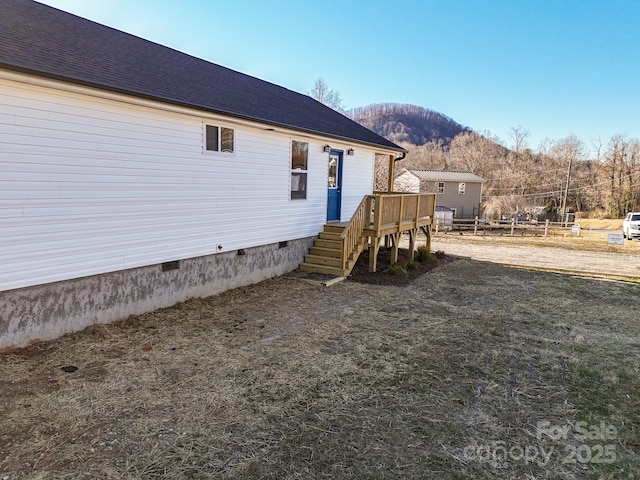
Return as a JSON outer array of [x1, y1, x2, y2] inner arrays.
[[434, 217, 585, 237]]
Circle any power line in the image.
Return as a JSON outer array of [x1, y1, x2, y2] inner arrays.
[[483, 170, 640, 197]]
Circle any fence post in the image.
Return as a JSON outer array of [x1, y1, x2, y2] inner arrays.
[[544, 219, 549, 237], [510, 218, 515, 236], [474, 216, 478, 236], [435, 220, 439, 236]]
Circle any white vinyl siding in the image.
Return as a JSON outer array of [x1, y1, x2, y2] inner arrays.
[[340, 149, 375, 219], [2, 75, 379, 292]]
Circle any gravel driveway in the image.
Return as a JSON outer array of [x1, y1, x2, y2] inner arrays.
[[430, 237, 640, 280]]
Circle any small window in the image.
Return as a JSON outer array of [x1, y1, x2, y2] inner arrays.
[[205, 124, 234, 153], [328, 157, 337, 188], [291, 140, 308, 200], [437, 182, 445, 194], [458, 182, 466, 194]]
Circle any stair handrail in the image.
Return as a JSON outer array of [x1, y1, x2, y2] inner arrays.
[[339, 195, 371, 271]]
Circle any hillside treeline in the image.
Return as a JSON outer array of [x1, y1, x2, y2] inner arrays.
[[348, 103, 470, 146], [397, 132, 640, 218], [353, 104, 639, 218]]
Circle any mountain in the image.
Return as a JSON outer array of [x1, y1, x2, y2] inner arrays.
[[347, 103, 471, 146]]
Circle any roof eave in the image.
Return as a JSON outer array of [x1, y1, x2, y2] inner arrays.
[[2, 64, 405, 154]]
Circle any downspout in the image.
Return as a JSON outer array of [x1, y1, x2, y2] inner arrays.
[[388, 151, 406, 193]]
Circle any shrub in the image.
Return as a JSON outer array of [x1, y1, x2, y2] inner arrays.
[[386, 263, 406, 275], [416, 246, 434, 263], [406, 260, 420, 270]]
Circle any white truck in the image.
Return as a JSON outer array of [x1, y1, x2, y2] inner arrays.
[[622, 212, 640, 240]]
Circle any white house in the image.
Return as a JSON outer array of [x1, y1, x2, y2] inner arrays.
[[0, 0, 406, 349]]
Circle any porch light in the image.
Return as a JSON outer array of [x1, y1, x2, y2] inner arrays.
[[322, 144, 331, 153], [347, 148, 354, 155]]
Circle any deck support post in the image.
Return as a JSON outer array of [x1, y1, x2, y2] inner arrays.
[[390, 232, 400, 265], [420, 225, 432, 252], [301, 193, 435, 276], [408, 228, 417, 260], [364, 193, 436, 273], [369, 236, 381, 272]]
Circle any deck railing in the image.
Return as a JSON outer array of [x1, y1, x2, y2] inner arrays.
[[367, 193, 435, 234], [339, 195, 371, 271], [338, 193, 436, 271], [304, 193, 437, 276]]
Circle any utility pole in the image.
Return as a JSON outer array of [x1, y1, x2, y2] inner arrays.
[[560, 156, 573, 227]]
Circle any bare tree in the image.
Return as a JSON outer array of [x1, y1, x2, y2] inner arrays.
[[598, 135, 640, 216], [549, 135, 586, 218], [374, 153, 390, 192], [627, 139, 640, 212], [309, 77, 343, 111], [397, 140, 448, 171], [508, 125, 530, 153], [591, 137, 604, 163], [447, 131, 503, 178]]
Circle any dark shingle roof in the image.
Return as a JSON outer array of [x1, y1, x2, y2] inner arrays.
[[0, 0, 404, 152]]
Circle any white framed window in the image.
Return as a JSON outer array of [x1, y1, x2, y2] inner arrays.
[[204, 124, 234, 153], [291, 140, 308, 200], [458, 182, 466, 194], [437, 182, 445, 194]]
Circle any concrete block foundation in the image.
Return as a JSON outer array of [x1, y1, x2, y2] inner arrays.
[[0, 237, 314, 350]]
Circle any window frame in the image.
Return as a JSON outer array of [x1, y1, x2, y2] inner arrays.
[[458, 182, 466, 195], [203, 122, 235, 155], [437, 182, 445, 194], [290, 139, 308, 200]]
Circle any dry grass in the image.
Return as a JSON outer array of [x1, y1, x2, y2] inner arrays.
[[436, 229, 640, 255], [578, 219, 624, 230], [1, 259, 639, 479]]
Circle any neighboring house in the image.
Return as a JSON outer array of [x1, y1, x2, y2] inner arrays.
[[394, 170, 484, 218], [0, 0, 406, 348]]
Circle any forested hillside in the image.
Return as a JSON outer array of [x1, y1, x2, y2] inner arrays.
[[348, 103, 470, 146], [350, 103, 640, 218]]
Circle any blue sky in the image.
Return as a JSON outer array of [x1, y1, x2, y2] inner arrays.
[[39, 0, 639, 154]]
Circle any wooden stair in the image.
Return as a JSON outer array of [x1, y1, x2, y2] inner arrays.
[[299, 224, 367, 276], [298, 193, 435, 276]]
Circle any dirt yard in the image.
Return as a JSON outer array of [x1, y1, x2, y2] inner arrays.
[[430, 235, 640, 280], [1, 243, 639, 479]]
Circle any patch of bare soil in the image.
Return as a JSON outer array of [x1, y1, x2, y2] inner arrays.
[[1, 257, 639, 479], [348, 246, 451, 285]]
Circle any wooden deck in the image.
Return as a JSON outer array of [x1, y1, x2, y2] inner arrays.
[[300, 193, 436, 276]]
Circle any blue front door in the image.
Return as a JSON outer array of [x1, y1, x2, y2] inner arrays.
[[327, 151, 343, 221]]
